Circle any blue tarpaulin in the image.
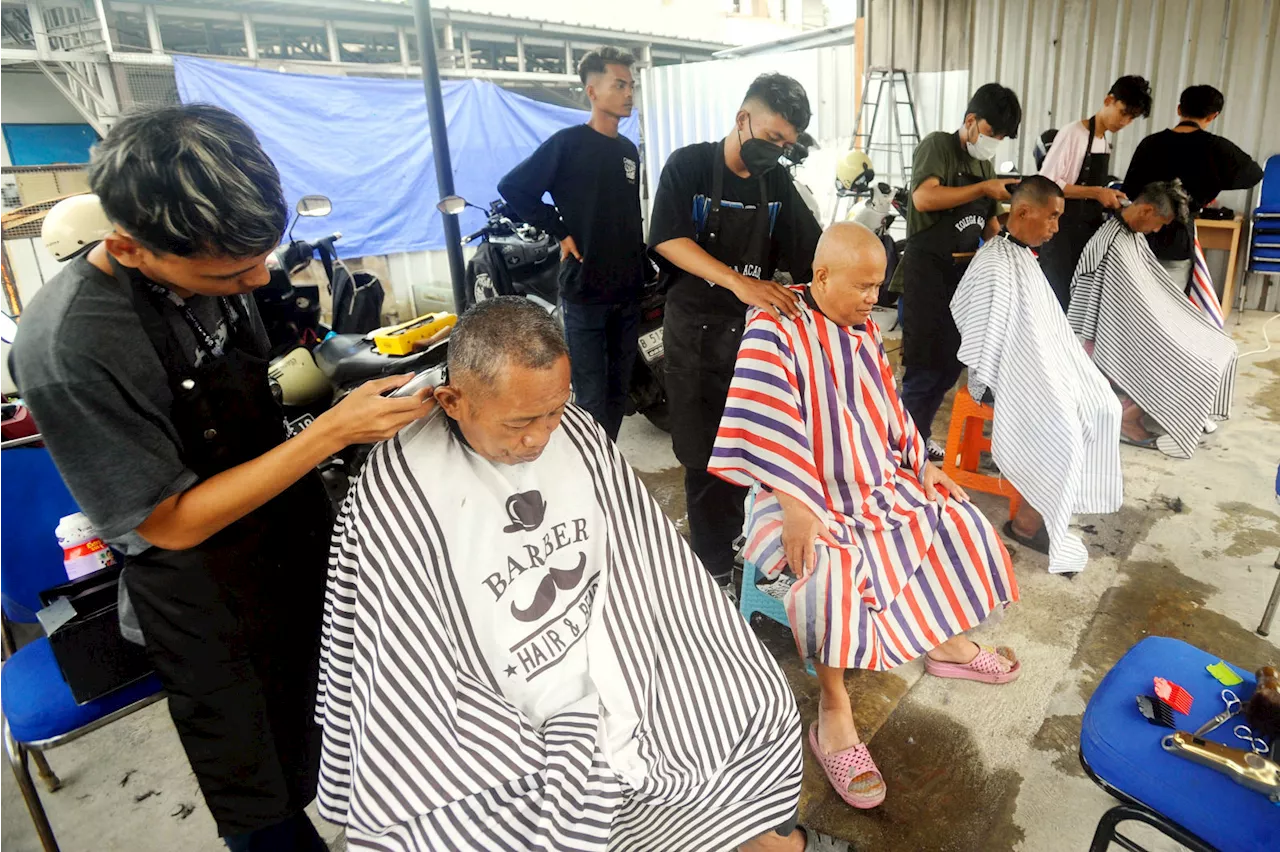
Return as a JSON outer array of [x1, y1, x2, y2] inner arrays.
[[174, 56, 639, 257]]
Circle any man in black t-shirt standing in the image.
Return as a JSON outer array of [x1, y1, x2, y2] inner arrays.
[[648, 74, 822, 597], [1123, 84, 1264, 288], [498, 47, 645, 440]]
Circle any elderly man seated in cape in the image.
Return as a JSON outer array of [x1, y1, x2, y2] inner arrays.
[[314, 297, 849, 852], [1068, 180, 1237, 459], [709, 223, 1021, 812], [951, 175, 1123, 574]]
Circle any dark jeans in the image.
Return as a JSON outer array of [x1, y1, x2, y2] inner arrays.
[[901, 360, 964, 444], [224, 812, 326, 852], [562, 300, 641, 440], [685, 466, 748, 583]]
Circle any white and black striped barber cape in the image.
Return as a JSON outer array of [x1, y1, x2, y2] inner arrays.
[[1069, 217, 1237, 459], [315, 406, 802, 851], [952, 235, 1124, 573]]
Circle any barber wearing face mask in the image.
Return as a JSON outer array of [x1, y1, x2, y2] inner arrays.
[[648, 73, 822, 600], [892, 83, 1022, 461]]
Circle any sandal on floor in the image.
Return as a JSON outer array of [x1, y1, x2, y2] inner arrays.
[[1119, 432, 1159, 449], [800, 826, 851, 851], [807, 722, 886, 809], [1002, 520, 1050, 555], [925, 643, 1021, 684]]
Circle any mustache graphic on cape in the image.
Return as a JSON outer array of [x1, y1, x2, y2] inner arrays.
[[510, 551, 587, 623]]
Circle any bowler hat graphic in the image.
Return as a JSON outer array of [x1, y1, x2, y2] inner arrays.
[[503, 491, 547, 533]]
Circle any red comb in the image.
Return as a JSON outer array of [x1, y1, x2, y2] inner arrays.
[[1154, 677, 1194, 715]]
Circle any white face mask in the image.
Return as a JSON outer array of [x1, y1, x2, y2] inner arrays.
[[966, 130, 1001, 161]]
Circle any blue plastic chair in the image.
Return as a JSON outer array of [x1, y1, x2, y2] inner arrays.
[[2, 443, 163, 852], [1079, 636, 1280, 852], [1248, 155, 1280, 277], [739, 561, 816, 677]]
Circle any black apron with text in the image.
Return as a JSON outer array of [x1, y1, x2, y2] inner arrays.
[[901, 172, 989, 369], [663, 142, 773, 470], [115, 264, 331, 836], [1039, 115, 1110, 309]]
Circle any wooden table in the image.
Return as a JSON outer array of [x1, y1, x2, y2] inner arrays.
[[1195, 215, 1244, 317]]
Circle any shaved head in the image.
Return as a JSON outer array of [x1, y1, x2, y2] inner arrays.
[[1007, 175, 1065, 248], [810, 223, 887, 327], [1009, 175, 1063, 210]]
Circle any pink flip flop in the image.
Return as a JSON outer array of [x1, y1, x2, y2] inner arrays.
[[807, 722, 886, 809], [925, 643, 1021, 684]]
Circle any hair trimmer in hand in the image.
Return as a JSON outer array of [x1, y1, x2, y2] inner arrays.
[[385, 363, 448, 398], [1161, 731, 1280, 802]]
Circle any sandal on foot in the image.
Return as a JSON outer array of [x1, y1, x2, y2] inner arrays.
[[1002, 520, 1050, 555], [807, 722, 886, 809], [925, 643, 1021, 684], [1119, 432, 1159, 449], [800, 826, 851, 851]]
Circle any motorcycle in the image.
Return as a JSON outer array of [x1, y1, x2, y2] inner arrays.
[[438, 195, 671, 431], [849, 179, 909, 307]]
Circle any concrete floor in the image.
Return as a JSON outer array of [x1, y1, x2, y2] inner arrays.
[[4, 308, 1278, 852]]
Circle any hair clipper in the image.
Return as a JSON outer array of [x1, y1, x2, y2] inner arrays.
[[1161, 731, 1280, 802]]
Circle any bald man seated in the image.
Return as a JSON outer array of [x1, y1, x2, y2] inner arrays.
[[952, 176, 1123, 575], [710, 223, 1021, 811]]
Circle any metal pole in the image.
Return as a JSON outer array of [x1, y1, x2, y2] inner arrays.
[[411, 0, 466, 312]]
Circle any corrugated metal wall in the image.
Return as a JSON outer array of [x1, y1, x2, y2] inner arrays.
[[639, 45, 858, 222], [867, 0, 1279, 197]]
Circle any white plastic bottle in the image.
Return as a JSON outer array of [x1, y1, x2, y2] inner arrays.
[[55, 513, 116, 581]]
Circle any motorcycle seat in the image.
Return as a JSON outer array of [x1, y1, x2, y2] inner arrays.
[[314, 333, 447, 388]]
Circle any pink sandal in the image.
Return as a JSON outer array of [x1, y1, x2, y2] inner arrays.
[[925, 643, 1021, 684], [807, 722, 886, 809]]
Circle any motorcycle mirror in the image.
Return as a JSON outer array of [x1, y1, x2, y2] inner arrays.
[[436, 195, 468, 216], [998, 161, 1019, 175], [296, 195, 332, 217], [0, 313, 17, 345]]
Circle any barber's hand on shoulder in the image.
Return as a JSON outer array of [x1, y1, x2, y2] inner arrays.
[[982, 179, 1014, 201], [726, 273, 802, 321], [559, 235, 583, 263], [314, 374, 435, 450], [1092, 187, 1128, 209], [775, 491, 838, 578]]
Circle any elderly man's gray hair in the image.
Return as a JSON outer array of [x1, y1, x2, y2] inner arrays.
[[1136, 179, 1191, 222], [447, 297, 569, 387], [87, 104, 287, 258]]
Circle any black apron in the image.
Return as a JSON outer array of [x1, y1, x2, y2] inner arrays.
[[113, 262, 331, 836], [1038, 115, 1110, 309], [663, 142, 773, 470], [901, 172, 990, 370]]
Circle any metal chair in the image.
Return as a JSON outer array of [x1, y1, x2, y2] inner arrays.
[[2, 440, 164, 852]]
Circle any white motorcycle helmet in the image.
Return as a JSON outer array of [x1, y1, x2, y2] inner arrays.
[[41, 193, 113, 261]]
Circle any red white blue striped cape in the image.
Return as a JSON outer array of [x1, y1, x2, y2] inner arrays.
[[1190, 236, 1226, 328], [1070, 218, 1236, 459], [708, 295, 1018, 671], [315, 407, 802, 851]]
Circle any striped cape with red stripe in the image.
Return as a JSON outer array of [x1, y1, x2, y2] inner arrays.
[[709, 299, 1018, 671], [1189, 236, 1226, 328]]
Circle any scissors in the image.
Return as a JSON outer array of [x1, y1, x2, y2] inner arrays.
[[1233, 724, 1271, 755], [1194, 689, 1244, 737]]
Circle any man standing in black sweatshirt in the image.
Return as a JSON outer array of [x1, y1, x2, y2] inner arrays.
[[1123, 84, 1264, 288], [498, 47, 645, 440]]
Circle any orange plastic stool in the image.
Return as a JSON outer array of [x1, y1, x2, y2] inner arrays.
[[941, 387, 1022, 521]]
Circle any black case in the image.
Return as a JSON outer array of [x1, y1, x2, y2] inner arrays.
[[39, 567, 153, 705]]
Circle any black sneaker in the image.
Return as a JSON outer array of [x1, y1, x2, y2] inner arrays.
[[927, 439, 946, 463], [716, 578, 740, 608]]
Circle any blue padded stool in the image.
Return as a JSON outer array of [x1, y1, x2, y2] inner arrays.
[[739, 562, 816, 676], [1080, 636, 1280, 852]]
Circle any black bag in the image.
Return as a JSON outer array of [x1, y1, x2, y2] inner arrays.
[[318, 242, 384, 334], [38, 566, 153, 704]]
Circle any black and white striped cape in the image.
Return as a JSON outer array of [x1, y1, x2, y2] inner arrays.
[[952, 235, 1124, 573], [314, 406, 802, 851], [1068, 217, 1237, 459]]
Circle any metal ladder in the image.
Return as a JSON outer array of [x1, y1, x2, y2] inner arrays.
[[854, 67, 921, 188]]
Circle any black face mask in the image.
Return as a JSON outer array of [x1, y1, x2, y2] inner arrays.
[[738, 118, 786, 177]]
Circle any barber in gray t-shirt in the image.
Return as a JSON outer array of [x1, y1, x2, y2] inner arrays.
[[10, 105, 435, 850]]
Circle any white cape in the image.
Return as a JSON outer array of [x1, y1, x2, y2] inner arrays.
[[315, 407, 802, 851], [1069, 217, 1236, 458], [952, 235, 1123, 573]]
